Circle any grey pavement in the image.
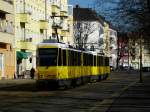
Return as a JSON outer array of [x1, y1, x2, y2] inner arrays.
[[0, 71, 149, 112], [0, 79, 35, 88], [107, 71, 150, 112]]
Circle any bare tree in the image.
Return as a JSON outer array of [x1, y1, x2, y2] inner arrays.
[[74, 21, 97, 49], [94, 0, 150, 71], [94, 0, 150, 37]]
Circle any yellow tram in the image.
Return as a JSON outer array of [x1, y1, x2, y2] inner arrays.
[[36, 43, 110, 88]]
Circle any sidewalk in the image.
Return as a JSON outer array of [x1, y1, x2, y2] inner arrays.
[[107, 72, 150, 112], [0, 79, 36, 88]]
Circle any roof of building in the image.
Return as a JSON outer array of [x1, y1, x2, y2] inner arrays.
[[73, 5, 104, 25]]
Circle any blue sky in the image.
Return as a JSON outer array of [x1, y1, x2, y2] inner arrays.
[[69, 0, 94, 8]]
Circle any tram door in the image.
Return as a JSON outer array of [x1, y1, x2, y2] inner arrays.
[[0, 54, 4, 79]]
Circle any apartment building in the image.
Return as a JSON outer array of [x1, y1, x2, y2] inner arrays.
[[15, 0, 51, 77], [14, 0, 73, 77], [0, 0, 15, 79], [51, 0, 74, 45], [103, 22, 110, 57], [128, 38, 150, 70], [73, 6, 105, 52], [118, 34, 150, 70], [143, 40, 150, 69], [109, 28, 117, 69]]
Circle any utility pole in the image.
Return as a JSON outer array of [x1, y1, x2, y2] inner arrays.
[[23, 0, 26, 41], [45, 0, 47, 39], [51, 15, 67, 43], [139, 35, 143, 83]]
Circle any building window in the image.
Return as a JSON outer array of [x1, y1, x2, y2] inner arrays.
[[60, 36, 63, 40]]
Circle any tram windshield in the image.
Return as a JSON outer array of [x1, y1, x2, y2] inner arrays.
[[38, 48, 58, 66]]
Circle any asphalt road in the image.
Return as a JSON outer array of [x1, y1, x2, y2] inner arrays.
[[0, 71, 145, 112]]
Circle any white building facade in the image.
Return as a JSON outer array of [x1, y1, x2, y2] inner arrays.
[[109, 28, 118, 69], [73, 7, 106, 53]]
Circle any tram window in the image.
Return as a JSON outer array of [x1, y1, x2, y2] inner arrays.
[[68, 50, 73, 66], [92, 55, 94, 66], [108, 57, 109, 66], [63, 50, 66, 66], [105, 57, 107, 66], [74, 51, 76, 66], [78, 52, 81, 66], [94, 56, 96, 66], [72, 51, 76, 66], [75, 51, 78, 66], [97, 56, 99, 66], [100, 56, 103, 66], [87, 54, 89, 66], [103, 57, 105, 66], [73, 51, 77, 66], [58, 49, 62, 66], [83, 53, 86, 66], [72, 51, 74, 66], [89, 54, 91, 66], [39, 48, 57, 55], [106, 57, 109, 66], [83, 53, 85, 66], [39, 56, 57, 66], [84, 53, 88, 66], [86, 53, 88, 66], [71, 51, 74, 66], [68, 51, 70, 66], [71, 51, 73, 66], [98, 56, 101, 66], [89, 54, 93, 66], [97, 56, 98, 66], [38, 48, 58, 66], [88, 54, 91, 66], [76, 52, 78, 66]]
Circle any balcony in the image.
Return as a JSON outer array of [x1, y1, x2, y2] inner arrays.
[[0, 32, 14, 44], [62, 24, 69, 32], [52, 22, 62, 29], [19, 13, 31, 23], [0, 19, 14, 33], [0, 0, 13, 14], [60, 11, 68, 17], [61, 30, 68, 37], [51, 4, 60, 14], [60, 5, 68, 17], [16, 41, 36, 50], [52, 29, 61, 35], [39, 20, 48, 30], [16, 30, 35, 50], [0, 19, 14, 44]]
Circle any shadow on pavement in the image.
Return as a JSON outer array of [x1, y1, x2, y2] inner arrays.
[[0, 83, 75, 92]]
